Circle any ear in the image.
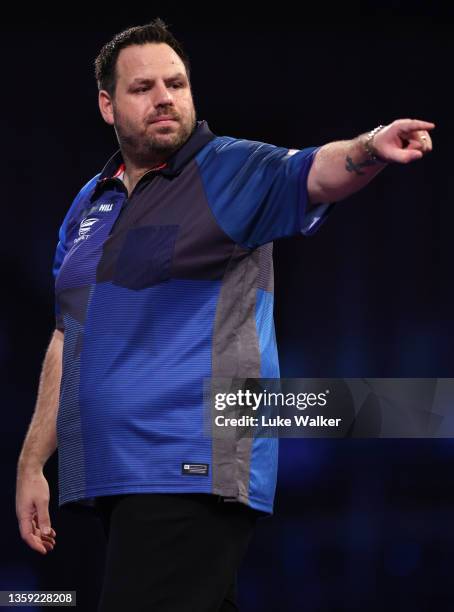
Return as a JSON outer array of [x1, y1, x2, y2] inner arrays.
[[98, 90, 114, 126]]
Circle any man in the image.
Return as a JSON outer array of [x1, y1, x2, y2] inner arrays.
[[15, 18, 434, 612]]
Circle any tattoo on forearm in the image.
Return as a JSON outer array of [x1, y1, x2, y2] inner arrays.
[[345, 155, 377, 176]]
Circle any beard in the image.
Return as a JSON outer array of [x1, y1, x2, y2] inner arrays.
[[113, 108, 197, 165]]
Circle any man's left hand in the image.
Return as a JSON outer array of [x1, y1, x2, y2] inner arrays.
[[372, 119, 435, 164]]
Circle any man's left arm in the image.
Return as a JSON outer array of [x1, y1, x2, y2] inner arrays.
[[307, 119, 435, 206]]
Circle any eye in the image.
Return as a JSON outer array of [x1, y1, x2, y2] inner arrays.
[[133, 82, 184, 93]]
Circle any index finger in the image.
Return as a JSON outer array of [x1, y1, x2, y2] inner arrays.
[[396, 119, 436, 132]]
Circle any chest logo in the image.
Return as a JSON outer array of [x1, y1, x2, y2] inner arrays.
[[74, 217, 100, 244], [99, 203, 114, 212]]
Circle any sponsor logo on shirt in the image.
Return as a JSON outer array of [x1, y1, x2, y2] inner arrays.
[[99, 203, 114, 212], [87, 202, 115, 215], [74, 217, 100, 244]]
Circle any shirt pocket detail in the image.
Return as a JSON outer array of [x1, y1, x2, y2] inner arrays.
[[113, 224, 179, 290]]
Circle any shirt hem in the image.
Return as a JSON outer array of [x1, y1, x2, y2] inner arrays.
[[59, 482, 273, 515]]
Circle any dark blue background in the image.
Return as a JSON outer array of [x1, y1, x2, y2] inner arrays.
[[3, 5, 453, 611]]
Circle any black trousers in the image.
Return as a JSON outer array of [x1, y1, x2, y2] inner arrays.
[[95, 493, 259, 612]]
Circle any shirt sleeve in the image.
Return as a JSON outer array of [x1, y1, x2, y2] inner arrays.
[[201, 138, 335, 249], [52, 174, 100, 330]]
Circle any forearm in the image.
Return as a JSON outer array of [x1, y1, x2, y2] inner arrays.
[[17, 329, 63, 475], [308, 133, 388, 204]]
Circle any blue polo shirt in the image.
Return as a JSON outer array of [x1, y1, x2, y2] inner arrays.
[[53, 120, 333, 514]]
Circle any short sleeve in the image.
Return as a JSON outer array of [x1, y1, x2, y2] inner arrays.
[[53, 215, 71, 331], [52, 174, 100, 330], [199, 138, 335, 249]]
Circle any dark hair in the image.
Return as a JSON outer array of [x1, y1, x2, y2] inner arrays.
[[94, 18, 191, 97]]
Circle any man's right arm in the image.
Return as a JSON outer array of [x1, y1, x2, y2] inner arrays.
[[15, 328, 63, 554]]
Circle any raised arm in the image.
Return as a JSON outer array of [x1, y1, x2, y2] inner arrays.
[[307, 119, 435, 205]]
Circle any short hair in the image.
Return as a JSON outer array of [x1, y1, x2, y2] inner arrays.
[[94, 18, 191, 97]]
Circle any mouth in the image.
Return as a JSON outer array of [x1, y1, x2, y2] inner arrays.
[[151, 117, 177, 124]]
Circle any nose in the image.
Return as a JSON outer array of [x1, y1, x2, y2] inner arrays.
[[153, 80, 174, 108]]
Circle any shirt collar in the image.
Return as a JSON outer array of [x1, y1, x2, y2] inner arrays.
[[96, 119, 216, 187]]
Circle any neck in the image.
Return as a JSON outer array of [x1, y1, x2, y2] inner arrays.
[[121, 155, 167, 196]]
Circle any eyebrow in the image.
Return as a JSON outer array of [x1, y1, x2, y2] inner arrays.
[[130, 73, 187, 85]]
